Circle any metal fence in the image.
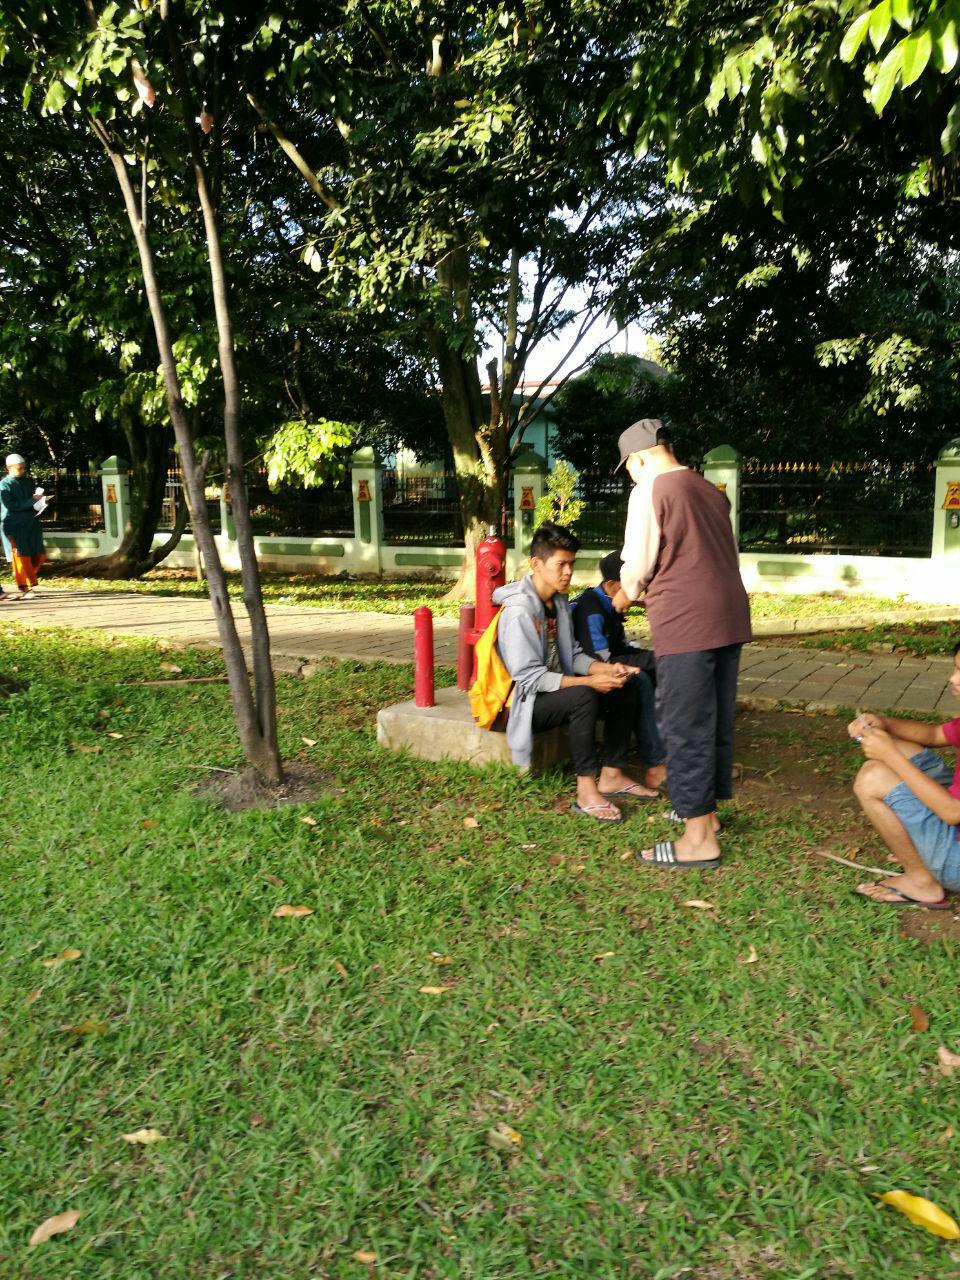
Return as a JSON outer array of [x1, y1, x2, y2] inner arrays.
[[738, 460, 935, 557], [574, 470, 632, 548], [158, 468, 222, 535], [245, 469, 353, 538], [382, 469, 465, 546], [36, 469, 104, 532]]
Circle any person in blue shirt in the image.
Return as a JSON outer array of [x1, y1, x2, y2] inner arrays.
[[571, 551, 666, 792]]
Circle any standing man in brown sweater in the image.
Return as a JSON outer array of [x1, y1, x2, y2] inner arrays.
[[612, 420, 752, 868]]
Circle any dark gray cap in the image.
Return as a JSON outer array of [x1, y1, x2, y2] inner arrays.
[[615, 418, 664, 471]]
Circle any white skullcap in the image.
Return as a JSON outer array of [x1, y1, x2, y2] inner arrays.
[[5, 454, 25, 466]]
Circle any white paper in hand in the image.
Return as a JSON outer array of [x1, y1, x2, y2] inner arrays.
[[33, 496, 48, 515]]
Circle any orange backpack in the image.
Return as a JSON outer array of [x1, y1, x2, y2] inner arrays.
[[468, 609, 514, 731]]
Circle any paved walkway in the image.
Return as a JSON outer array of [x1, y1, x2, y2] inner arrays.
[[4, 589, 957, 718]]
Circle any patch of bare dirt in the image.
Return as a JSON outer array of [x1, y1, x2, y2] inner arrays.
[[899, 910, 960, 946], [194, 761, 333, 813]]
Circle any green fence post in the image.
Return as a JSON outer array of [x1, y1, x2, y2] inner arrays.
[[702, 444, 741, 543], [932, 436, 960, 559], [351, 446, 383, 572], [99, 455, 129, 551], [513, 448, 548, 558]]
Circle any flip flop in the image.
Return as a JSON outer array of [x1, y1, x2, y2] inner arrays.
[[855, 885, 951, 910], [600, 783, 660, 803], [634, 840, 721, 869], [570, 801, 623, 824], [667, 808, 724, 834]]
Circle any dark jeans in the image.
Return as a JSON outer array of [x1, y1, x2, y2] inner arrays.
[[628, 670, 666, 766], [531, 683, 636, 777], [656, 644, 742, 819], [615, 651, 664, 766]]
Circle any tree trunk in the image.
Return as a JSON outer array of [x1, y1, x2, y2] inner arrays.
[[162, 0, 280, 780], [90, 112, 282, 785]]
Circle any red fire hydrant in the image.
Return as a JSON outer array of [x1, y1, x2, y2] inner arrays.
[[474, 529, 507, 635], [459, 527, 507, 685]]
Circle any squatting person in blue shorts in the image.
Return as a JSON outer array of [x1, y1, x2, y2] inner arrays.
[[849, 639, 960, 909]]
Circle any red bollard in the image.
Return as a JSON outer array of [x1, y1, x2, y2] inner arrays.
[[456, 604, 476, 691], [413, 606, 435, 707]]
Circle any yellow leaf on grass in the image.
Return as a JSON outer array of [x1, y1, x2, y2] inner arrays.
[[106, 732, 124, 739], [273, 904, 314, 918], [876, 1190, 960, 1240], [486, 1122, 522, 1151], [29, 1209, 79, 1246], [909, 1005, 929, 1032], [463, 816, 479, 829], [593, 951, 616, 962], [62, 1019, 107, 1036], [938, 1124, 954, 1144], [300, 816, 318, 827], [938, 1045, 960, 1076], [120, 1128, 165, 1144], [418, 984, 455, 995], [682, 900, 715, 910], [302, 737, 318, 747], [353, 1250, 377, 1264], [26, 989, 41, 1004], [41, 948, 81, 968], [333, 960, 348, 978], [70, 743, 101, 753], [739, 945, 759, 965], [141, 819, 159, 831], [429, 953, 454, 965], [159, 662, 182, 673]]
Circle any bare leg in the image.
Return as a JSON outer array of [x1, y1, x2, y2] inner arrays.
[[597, 764, 657, 799], [575, 774, 622, 820], [852, 755, 944, 904]]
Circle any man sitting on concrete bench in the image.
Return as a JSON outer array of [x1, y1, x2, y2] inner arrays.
[[492, 521, 658, 823]]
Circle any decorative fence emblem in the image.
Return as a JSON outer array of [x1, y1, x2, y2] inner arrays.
[[943, 481, 960, 510], [357, 479, 372, 503], [105, 484, 117, 503], [520, 485, 535, 511]]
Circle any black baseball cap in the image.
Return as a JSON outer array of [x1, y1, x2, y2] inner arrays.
[[598, 551, 623, 582], [615, 418, 666, 471]]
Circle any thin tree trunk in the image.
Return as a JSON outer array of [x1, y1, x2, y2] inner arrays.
[[162, 0, 280, 776], [89, 116, 282, 783]]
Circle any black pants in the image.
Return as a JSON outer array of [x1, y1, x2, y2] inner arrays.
[[531, 683, 636, 777], [656, 644, 742, 820]]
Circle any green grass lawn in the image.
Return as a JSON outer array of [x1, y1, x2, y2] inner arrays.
[[793, 620, 960, 659], [2, 627, 960, 1278], [37, 566, 948, 628]]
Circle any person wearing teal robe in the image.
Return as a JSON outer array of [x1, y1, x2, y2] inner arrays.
[[0, 453, 46, 598]]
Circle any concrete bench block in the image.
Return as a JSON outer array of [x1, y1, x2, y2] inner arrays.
[[376, 686, 570, 772]]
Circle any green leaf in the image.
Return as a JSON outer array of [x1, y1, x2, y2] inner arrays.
[[840, 10, 873, 61], [891, 0, 914, 30], [941, 97, 960, 151], [898, 25, 932, 84], [931, 15, 959, 71], [869, 0, 893, 50], [870, 43, 903, 109], [42, 78, 68, 114]]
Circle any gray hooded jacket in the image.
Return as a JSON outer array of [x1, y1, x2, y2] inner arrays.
[[491, 575, 594, 767]]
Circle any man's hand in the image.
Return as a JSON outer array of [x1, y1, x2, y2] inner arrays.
[[587, 663, 629, 692], [611, 588, 633, 615], [859, 724, 897, 764]]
